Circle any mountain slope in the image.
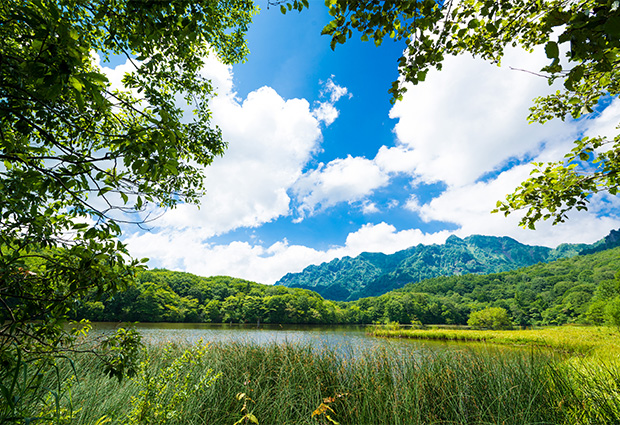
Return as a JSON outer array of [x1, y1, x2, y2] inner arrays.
[[276, 230, 619, 301]]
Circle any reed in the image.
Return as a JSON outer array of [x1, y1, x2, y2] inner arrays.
[[369, 325, 620, 360], [36, 338, 620, 425]]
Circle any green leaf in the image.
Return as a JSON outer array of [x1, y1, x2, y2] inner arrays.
[[98, 187, 112, 196], [75, 90, 85, 112], [604, 15, 620, 38], [485, 22, 496, 34], [86, 72, 109, 84], [467, 19, 479, 29], [68, 76, 84, 92], [545, 41, 559, 59]]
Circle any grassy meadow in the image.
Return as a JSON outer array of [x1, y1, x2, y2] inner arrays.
[[25, 326, 620, 425]]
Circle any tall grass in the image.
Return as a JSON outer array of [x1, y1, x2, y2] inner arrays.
[[369, 325, 620, 359], [39, 339, 620, 425]]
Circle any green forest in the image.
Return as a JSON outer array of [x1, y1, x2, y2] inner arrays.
[[73, 246, 620, 327]]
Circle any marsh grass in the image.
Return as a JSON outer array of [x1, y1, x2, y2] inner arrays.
[[35, 337, 620, 425], [371, 325, 620, 359]]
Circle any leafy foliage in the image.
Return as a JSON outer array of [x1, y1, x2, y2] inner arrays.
[[124, 342, 219, 425], [318, 0, 620, 228], [268, 0, 309, 14], [0, 0, 255, 420], [74, 272, 344, 325]]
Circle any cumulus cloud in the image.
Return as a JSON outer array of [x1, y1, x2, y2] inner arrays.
[[311, 76, 352, 126], [293, 155, 390, 218], [376, 43, 620, 247], [312, 102, 340, 126], [388, 47, 579, 187], [407, 164, 620, 246], [106, 52, 396, 284], [404, 195, 422, 213], [321, 75, 351, 103], [340, 222, 451, 255], [287, 46, 585, 218], [96, 53, 141, 95], [361, 200, 380, 214], [125, 222, 451, 284], [583, 97, 620, 146], [153, 55, 324, 236], [374, 145, 420, 175]]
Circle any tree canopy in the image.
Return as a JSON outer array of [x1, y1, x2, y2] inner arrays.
[[0, 0, 255, 416], [318, 0, 620, 228], [71, 246, 620, 328]]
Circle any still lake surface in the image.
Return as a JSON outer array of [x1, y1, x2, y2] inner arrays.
[[90, 322, 517, 357]]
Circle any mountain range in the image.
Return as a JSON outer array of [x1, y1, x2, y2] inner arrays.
[[276, 229, 620, 301]]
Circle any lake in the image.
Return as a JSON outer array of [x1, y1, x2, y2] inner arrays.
[[89, 322, 517, 357]]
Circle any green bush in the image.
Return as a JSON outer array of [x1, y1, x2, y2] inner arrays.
[[605, 297, 620, 328], [468, 307, 514, 330]]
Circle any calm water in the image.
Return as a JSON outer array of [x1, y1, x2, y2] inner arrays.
[[89, 322, 517, 357]]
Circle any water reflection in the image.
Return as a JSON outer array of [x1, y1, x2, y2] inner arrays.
[[90, 322, 521, 357]]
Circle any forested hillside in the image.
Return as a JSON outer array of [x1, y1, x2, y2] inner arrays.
[[74, 246, 620, 327], [382, 247, 620, 326], [276, 231, 619, 301], [73, 273, 341, 324]]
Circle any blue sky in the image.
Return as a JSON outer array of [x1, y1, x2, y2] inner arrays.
[[101, 2, 620, 284]]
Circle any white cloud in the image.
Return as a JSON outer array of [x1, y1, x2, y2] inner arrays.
[[288, 46, 590, 219], [97, 56, 139, 92], [321, 75, 351, 103], [155, 54, 325, 236], [311, 76, 352, 126], [374, 145, 420, 175], [199, 51, 234, 97], [583, 97, 620, 149], [312, 102, 339, 126], [340, 222, 451, 255], [388, 47, 579, 187], [111, 39, 620, 288], [125, 222, 452, 284], [293, 155, 390, 217], [404, 195, 421, 212], [409, 164, 620, 247], [361, 200, 380, 214], [378, 43, 620, 247], [113, 53, 391, 283]]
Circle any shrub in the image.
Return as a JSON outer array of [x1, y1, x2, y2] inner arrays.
[[468, 307, 513, 330]]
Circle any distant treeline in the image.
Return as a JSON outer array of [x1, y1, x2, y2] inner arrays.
[[73, 247, 620, 326]]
